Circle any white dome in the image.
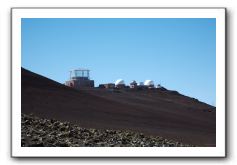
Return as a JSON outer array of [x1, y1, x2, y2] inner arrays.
[[115, 79, 125, 86], [144, 80, 154, 86]]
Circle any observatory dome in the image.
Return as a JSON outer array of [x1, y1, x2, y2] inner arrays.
[[115, 79, 125, 86], [144, 80, 154, 86]]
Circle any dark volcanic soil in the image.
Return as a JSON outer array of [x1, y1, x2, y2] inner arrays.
[[21, 67, 216, 146]]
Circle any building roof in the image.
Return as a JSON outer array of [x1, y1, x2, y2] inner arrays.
[[70, 68, 90, 72]]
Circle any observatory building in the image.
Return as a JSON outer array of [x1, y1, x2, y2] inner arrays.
[[115, 79, 125, 88], [144, 80, 155, 88], [65, 68, 94, 89], [130, 80, 137, 88], [99, 83, 115, 89], [157, 84, 162, 88]]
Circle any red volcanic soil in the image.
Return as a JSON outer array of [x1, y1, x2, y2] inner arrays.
[[21, 68, 216, 146]]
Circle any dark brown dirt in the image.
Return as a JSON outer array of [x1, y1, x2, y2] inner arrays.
[[21, 67, 216, 147]]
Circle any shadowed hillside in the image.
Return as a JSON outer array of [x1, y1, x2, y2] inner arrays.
[[21, 67, 216, 146]]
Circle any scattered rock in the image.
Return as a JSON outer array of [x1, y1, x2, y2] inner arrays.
[[21, 113, 195, 147]]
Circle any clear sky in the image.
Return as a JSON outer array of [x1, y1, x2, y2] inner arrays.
[[22, 18, 216, 106]]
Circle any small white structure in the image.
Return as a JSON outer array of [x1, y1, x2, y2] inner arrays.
[[115, 79, 125, 88], [144, 80, 154, 86], [130, 80, 137, 88], [115, 79, 125, 86], [144, 80, 155, 88]]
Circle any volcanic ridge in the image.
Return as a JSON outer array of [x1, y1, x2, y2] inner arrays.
[[21, 67, 216, 147]]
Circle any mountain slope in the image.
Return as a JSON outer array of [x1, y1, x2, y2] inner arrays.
[[21, 67, 216, 146]]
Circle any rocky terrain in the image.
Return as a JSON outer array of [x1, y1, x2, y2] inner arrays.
[[21, 113, 194, 147]]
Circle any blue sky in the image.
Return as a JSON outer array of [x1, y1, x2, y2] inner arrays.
[[21, 18, 216, 106]]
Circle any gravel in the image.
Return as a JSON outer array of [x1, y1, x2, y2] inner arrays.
[[21, 113, 194, 147]]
